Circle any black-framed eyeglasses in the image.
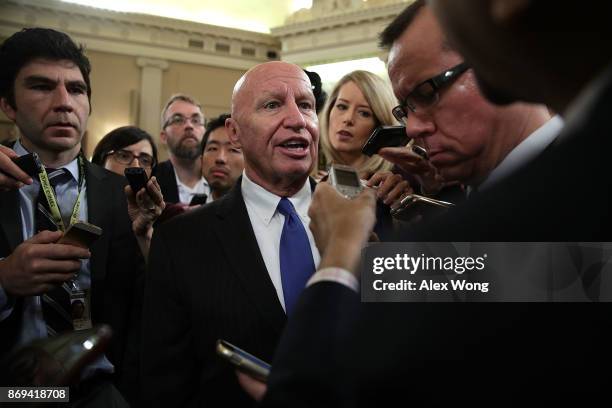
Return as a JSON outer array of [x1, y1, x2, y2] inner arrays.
[[106, 149, 156, 168], [163, 114, 205, 129], [392, 62, 469, 123]]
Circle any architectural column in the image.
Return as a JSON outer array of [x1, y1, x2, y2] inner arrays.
[[136, 57, 169, 141]]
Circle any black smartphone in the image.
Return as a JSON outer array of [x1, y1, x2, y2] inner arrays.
[[216, 339, 271, 382], [124, 167, 149, 193], [11, 152, 43, 177], [189, 194, 208, 206], [361, 125, 410, 157]]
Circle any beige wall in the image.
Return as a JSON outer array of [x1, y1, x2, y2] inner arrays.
[[160, 62, 245, 159], [84, 51, 245, 161], [86, 50, 141, 158]]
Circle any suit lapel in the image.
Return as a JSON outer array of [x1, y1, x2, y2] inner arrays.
[[85, 162, 112, 282], [0, 190, 23, 252], [214, 182, 287, 333]]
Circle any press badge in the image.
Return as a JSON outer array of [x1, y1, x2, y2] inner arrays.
[[70, 286, 92, 331]]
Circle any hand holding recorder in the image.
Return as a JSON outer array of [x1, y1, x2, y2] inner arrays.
[[309, 180, 376, 273]]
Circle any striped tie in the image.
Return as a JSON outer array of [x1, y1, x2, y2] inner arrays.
[[36, 168, 74, 335]]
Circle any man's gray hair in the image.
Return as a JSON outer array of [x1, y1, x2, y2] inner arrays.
[[160, 93, 203, 128]]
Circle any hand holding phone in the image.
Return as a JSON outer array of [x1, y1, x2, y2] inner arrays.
[[0, 147, 35, 190], [124, 167, 149, 193], [12, 152, 43, 177], [216, 339, 271, 382], [361, 126, 410, 157], [57, 221, 103, 248]]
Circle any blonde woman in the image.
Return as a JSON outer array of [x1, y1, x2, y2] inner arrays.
[[318, 70, 413, 209]]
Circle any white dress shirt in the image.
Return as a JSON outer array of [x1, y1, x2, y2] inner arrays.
[[175, 173, 210, 205], [241, 171, 321, 311]]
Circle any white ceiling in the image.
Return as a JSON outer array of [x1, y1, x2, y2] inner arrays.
[[61, 0, 313, 33]]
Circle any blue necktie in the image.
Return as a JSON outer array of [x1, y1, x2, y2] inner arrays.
[[277, 198, 315, 316]]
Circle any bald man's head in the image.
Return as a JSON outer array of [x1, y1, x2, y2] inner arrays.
[[231, 62, 312, 118], [226, 61, 319, 196]]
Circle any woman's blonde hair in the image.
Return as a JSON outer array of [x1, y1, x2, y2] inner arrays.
[[318, 70, 399, 176]]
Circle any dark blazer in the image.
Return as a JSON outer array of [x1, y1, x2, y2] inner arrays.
[[0, 161, 144, 399], [141, 180, 290, 407], [153, 160, 180, 204], [261, 73, 612, 406]]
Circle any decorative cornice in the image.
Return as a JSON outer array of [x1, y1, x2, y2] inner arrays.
[[136, 57, 169, 70], [272, 2, 407, 37], [0, 0, 280, 70], [272, 2, 406, 66]]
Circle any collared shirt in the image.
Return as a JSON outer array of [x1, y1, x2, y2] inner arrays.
[[176, 172, 210, 205], [241, 171, 321, 311], [476, 115, 564, 193], [0, 139, 112, 376]]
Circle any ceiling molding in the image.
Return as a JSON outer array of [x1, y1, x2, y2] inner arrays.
[[0, 0, 281, 70], [272, 1, 407, 66]]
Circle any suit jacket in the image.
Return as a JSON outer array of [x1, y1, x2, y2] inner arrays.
[[261, 72, 612, 406], [153, 160, 180, 204], [0, 161, 144, 399], [141, 179, 293, 407]]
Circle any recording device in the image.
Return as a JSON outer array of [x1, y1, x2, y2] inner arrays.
[[124, 167, 149, 193], [412, 145, 429, 160], [11, 152, 43, 177], [189, 193, 208, 206], [4, 324, 112, 386], [216, 339, 271, 382], [328, 164, 364, 199], [361, 125, 410, 157], [390, 194, 454, 220], [57, 221, 103, 248]]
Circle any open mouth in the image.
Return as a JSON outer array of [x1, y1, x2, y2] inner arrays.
[[279, 139, 309, 151]]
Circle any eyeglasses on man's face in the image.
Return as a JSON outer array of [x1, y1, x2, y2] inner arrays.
[[392, 62, 469, 123], [163, 114, 205, 129], [106, 149, 156, 168]]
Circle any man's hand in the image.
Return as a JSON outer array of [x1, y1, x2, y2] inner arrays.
[[366, 171, 413, 207], [0, 145, 33, 191], [378, 145, 445, 195], [236, 371, 267, 402], [309, 182, 376, 274], [0, 230, 90, 296], [125, 176, 165, 238]]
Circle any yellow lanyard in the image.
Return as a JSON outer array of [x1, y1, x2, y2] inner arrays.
[[38, 156, 85, 232]]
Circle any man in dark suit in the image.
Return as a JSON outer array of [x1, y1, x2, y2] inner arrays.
[[0, 28, 143, 405], [140, 61, 321, 407], [238, 1, 612, 406], [153, 94, 210, 205]]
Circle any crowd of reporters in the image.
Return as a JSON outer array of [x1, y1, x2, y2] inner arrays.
[[1, 0, 611, 406]]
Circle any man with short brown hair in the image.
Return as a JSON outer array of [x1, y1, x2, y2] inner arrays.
[[154, 93, 209, 205]]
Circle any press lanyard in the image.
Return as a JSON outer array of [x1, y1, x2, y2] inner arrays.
[[38, 155, 85, 232]]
